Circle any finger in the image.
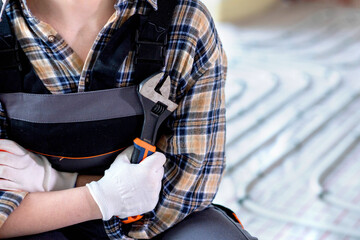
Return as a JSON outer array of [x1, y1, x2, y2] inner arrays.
[[140, 152, 166, 170], [153, 167, 165, 183], [156, 166, 164, 176], [0, 165, 20, 181], [0, 179, 23, 191], [113, 145, 134, 165], [0, 139, 27, 156], [155, 179, 162, 194], [0, 152, 28, 169], [124, 145, 134, 159]]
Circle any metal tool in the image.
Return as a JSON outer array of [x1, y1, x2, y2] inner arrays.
[[122, 72, 178, 224], [130, 72, 178, 164]]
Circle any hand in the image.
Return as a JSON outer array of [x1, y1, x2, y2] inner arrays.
[[86, 146, 166, 220], [0, 139, 78, 192]]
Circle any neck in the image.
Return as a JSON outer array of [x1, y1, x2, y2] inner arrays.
[[26, 0, 117, 63], [26, 0, 117, 28]]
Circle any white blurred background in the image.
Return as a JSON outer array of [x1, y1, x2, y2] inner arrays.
[[206, 1, 360, 239]]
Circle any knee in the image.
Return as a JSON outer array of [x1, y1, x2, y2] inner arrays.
[[156, 206, 257, 240]]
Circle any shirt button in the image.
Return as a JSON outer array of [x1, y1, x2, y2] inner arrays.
[[48, 35, 56, 43], [85, 74, 90, 84]]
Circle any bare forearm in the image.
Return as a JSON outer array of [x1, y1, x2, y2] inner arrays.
[[0, 187, 101, 238]]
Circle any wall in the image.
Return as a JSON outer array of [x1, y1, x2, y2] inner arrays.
[[205, 0, 279, 22]]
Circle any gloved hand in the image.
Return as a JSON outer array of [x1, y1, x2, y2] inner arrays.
[[86, 146, 166, 220], [0, 139, 78, 192]]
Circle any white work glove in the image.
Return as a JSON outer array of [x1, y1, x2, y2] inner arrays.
[[0, 139, 78, 192], [86, 146, 166, 220]]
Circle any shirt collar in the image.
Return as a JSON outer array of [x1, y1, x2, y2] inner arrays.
[[115, 0, 158, 11], [0, 0, 9, 21], [146, 0, 158, 10]]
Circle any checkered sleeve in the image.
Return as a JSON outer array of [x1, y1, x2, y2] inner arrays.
[[103, 1, 227, 238], [145, 43, 227, 237], [0, 191, 28, 228]]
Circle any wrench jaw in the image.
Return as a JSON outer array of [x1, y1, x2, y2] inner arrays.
[[139, 72, 178, 112], [138, 72, 178, 145]]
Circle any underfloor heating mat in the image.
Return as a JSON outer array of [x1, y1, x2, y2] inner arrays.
[[213, 1, 360, 239]]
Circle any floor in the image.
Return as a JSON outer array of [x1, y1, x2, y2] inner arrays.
[[212, 1, 360, 239]]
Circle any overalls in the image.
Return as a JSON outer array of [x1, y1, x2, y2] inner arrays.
[[0, 0, 257, 239]]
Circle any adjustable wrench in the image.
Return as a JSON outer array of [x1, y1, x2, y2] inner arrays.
[[130, 72, 178, 164], [122, 72, 178, 224]]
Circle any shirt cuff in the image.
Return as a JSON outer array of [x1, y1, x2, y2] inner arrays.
[[0, 190, 28, 228]]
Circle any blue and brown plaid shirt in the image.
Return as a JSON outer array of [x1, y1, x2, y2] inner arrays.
[[0, 0, 227, 238]]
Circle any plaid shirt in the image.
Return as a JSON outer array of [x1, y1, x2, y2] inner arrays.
[[0, 0, 227, 239]]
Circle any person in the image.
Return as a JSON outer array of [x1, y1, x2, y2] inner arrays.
[[0, 0, 258, 239]]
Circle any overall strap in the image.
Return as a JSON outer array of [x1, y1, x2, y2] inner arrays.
[[0, 1, 21, 71], [0, 1, 49, 94], [134, 0, 177, 83], [0, 1, 23, 92], [90, 0, 177, 90]]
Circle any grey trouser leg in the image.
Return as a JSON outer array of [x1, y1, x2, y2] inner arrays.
[[7, 206, 258, 240], [153, 205, 258, 240], [4, 231, 68, 240], [4, 219, 108, 240]]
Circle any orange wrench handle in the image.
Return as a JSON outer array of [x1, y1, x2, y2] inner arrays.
[[130, 138, 156, 164], [121, 138, 156, 224], [121, 215, 143, 224]]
